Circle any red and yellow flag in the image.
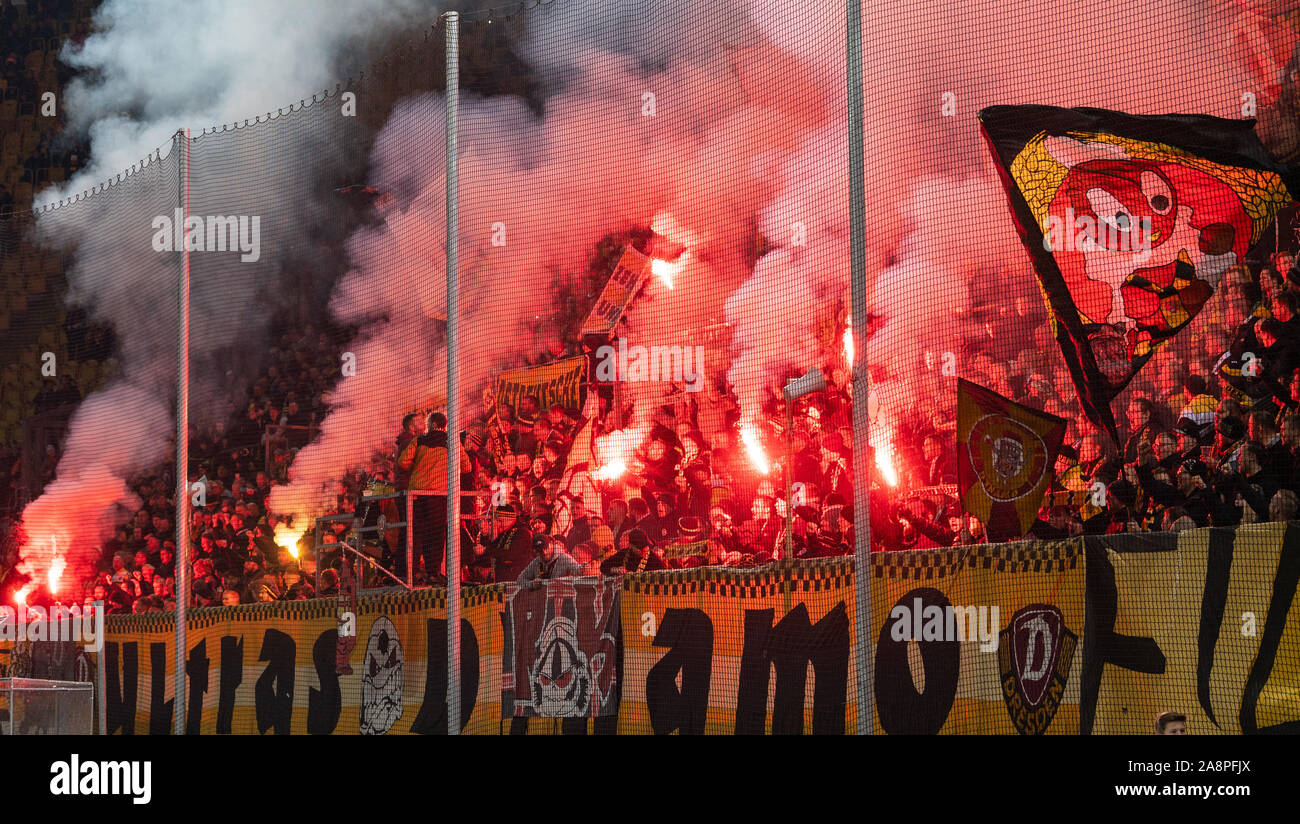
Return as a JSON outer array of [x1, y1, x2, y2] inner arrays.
[[957, 379, 1066, 541]]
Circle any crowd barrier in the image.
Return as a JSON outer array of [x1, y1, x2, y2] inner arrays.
[[4, 521, 1295, 734]]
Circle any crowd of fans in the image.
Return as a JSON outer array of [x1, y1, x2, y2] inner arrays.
[[348, 253, 1300, 587], [6, 245, 1300, 611], [4, 246, 1298, 611]]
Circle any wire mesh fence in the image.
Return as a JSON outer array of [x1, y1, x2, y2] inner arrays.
[[0, 0, 1298, 733]]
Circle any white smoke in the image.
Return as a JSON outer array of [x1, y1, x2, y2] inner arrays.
[[17, 0, 443, 593], [727, 0, 1261, 447]]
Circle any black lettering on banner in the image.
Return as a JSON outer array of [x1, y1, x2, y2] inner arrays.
[[149, 642, 174, 735], [1196, 527, 1235, 727], [1080, 540, 1166, 734], [736, 602, 850, 735], [217, 635, 243, 734], [103, 641, 138, 735], [874, 589, 959, 735], [254, 629, 295, 735], [411, 618, 479, 734], [645, 607, 713, 735], [186, 639, 209, 735], [1240, 523, 1300, 734], [308, 629, 341, 735]]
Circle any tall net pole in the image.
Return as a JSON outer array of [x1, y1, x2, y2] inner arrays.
[[846, 0, 873, 736], [444, 9, 462, 736], [173, 128, 191, 735]]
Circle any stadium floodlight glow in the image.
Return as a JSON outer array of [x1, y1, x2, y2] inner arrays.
[[782, 368, 827, 561]]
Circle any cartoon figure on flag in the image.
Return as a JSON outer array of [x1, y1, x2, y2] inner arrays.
[[502, 577, 620, 718], [957, 379, 1066, 541], [980, 105, 1298, 443]]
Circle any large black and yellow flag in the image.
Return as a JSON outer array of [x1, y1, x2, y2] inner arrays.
[[979, 105, 1298, 443], [957, 379, 1065, 541]]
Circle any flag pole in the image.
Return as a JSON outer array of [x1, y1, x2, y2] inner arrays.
[[173, 128, 191, 735], [846, 0, 873, 736], [443, 9, 462, 736]]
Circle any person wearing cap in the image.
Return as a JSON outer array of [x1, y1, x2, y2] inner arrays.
[[600, 528, 666, 575], [793, 505, 836, 558], [1136, 452, 1229, 528], [470, 505, 532, 583], [517, 534, 582, 585], [662, 516, 709, 568], [510, 410, 538, 458], [639, 493, 680, 545]]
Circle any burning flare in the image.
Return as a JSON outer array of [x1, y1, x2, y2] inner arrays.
[[871, 427, 899, 487], [594, 426, 648, 480], [15, 583, 35, 607], [649, 211, 699, 291], [274, 524, 306, 559], [842, 320, 854, 366], [47, 555, 67, 596], [593, 459, 628, 481], [740, 426, 771, 475], [650, 254, 688, 290]]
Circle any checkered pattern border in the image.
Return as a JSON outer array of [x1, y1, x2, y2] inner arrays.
[[871, 539, 1082, 580], [105, 585, 511, 633], [359, 584, 507, 615], [623, 557, 854, 598], [106, 611, 176, 634]]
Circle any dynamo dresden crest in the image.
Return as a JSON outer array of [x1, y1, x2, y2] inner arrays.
[[968, 415, 1049, 502], [998, 604, 1077, 735]]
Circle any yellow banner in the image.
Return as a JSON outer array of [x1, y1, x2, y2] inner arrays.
[[493, 357, 585, 422], [1089, 521, 1300, 734], [869, 539, 1085, 734], [100, 589, 507, 735], [618, 559, 858, 734], [580, 247, 651, 336], [80, 522, 1300, 734]]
